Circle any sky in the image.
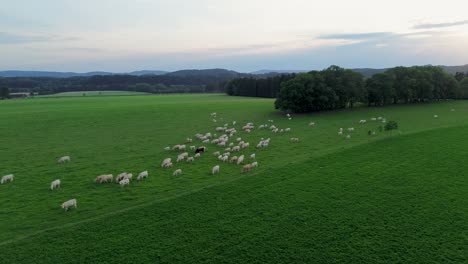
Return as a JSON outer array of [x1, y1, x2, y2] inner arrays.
[[0, 0, 467, 72]]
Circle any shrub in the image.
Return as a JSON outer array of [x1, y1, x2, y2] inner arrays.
[[384, 121, 398, 131]]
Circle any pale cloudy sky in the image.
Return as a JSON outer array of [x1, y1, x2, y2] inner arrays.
[[0, 0, 467, 72]]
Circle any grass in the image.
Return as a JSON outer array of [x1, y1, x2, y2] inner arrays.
[[0, 94, 467, 263], [38, 90, 150, 97]]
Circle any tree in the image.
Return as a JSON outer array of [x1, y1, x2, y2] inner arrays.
[[0, 87, 10, 99], [455, 72, 465, 82], [384, 121, 398, 131], [460, 78, 468, 99]]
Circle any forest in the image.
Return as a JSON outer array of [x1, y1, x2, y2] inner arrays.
[[226, 65, 468, 113]]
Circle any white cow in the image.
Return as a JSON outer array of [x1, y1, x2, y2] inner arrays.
[[116, 172, 128, 183], [119, 178, 130, 187], [173, 169, 182, 176], [137, 171, 148, 181], [237, 155, 245, 165], [58, 156, 71, 163], [50, 179, 61, 190], [212, 165, 220, 175], [95, 174, 113, 183], [1, 174, 14, 184], [61, 199, 77, 211]]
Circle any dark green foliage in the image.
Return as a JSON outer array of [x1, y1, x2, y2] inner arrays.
[[0, 74, 229, 95], [454, 72, 465, 82], [0, 87, 9, 99], [275, 65, 460, 113], [275, 66, 365, 112], [459, 78, 468, 99], [226, 74, 296, 98], [384, 120, 398, 131]]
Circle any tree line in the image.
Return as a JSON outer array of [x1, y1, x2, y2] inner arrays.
[[225, 74, 296, 98], [0, 74, 228, 96], [226, 65, 468, 113]]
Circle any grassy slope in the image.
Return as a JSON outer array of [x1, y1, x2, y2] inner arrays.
[[1, 126, 467, 263], [1, 94, 467, 263]]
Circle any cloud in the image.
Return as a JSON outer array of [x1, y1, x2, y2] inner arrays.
[[413, 20, 468, 29], [318, 32, 394, 40]]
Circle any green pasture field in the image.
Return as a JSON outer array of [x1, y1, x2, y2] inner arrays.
[[0, 94, 466, 263], [38, 90, 150, 97]]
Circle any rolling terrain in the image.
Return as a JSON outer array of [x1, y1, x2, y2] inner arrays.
[[0, 94, 466, 263]]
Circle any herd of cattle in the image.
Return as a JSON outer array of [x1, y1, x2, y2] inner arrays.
[[1, 111, 394, 212]]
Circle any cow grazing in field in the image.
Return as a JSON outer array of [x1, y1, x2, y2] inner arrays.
[[309, 122, 315, 127], [230, 156, 238, 163], [116, 172, 128, 183], [50, 179, 61, 190], [61, 199, 77, 211], [124, 173, 133, 181], [137, 171, 148, 181], [1, 174, 14, 184], [194, 153, 201, 158], [177, 155, 185, 163], [58, 156, 71, 163], [163, 162, 173, 168], [161, 158, 172, 168], [96, 174, 113, 183], [290, 138, 300, 143], [212, 165, 220, 175], [251, 161, 258, 168], [359, 120, 367, 124], [250, 153, 256, 160], [187, 157, 194, 163], [164, 147, 171, 151], [173, 169, 182, 176], [119, 178, 130, 187], [241, 164, 252, 173], [237, 155, 245, 165], [195, 146, 206, 154]]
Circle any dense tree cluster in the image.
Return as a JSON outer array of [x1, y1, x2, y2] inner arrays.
[[225, 75, 296, 98], [0, 87, 10, 99], [0, 74, 228, 95], [272, 65, 462, 113], [274, 66, 364, 112]]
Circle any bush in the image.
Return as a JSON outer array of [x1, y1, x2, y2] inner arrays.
[[384, 121, 398, 131]]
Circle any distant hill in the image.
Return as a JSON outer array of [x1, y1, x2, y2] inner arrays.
[[352, 65, 468, 78], [250, 70, 307, 75], [166, 69, 245, 79], [440, 65, 468, 75], [128, 70, 168, 76], [1, 65, 467, 78], [351, 68, 387, 78], [0, 70, 166, 78], [0, 71, 113, 78]]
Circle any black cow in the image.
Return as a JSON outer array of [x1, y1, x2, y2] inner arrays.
[[195, 147, 206, 154]]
